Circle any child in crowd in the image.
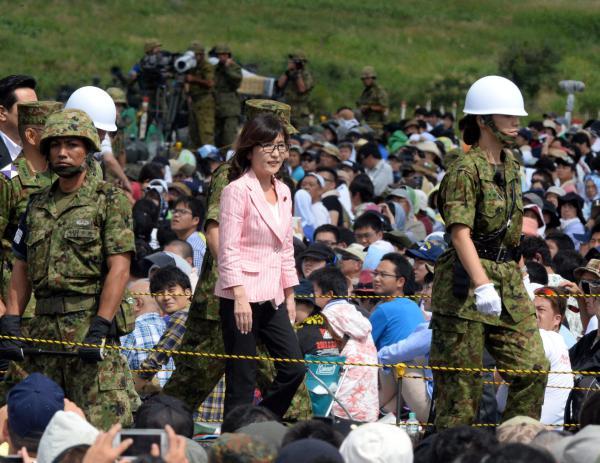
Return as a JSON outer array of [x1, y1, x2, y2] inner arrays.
[[135, 266, 192, 388], [308, 267, 379, 422]]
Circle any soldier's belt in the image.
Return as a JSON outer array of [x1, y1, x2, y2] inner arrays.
[[473, 243, 519, 263], [36, 294, 98, 315]]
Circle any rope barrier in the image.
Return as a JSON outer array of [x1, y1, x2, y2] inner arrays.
[[129, 291, 600, 300], [1, 334, 599, 377]]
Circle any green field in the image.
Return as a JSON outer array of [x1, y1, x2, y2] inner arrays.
[[2, 0, 600, 120]]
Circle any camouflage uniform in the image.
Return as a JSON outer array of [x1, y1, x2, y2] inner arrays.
[[214, 45, 242, 149], [105, 88, 127, 184], [208, 433, 276, 463], [430, 147, 547, 429], [357, 66, 388, 136], [283, 53, 314, 130], [4, 109, 139, 429], [187, 42, 215, 148], [0, 101, 62, 308]]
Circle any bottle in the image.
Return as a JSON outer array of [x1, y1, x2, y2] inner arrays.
[[406, 412, 420, 444], [138, 97, 149, 140]]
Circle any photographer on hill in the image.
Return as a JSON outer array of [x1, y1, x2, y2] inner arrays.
[[277, 52, 314, 130]]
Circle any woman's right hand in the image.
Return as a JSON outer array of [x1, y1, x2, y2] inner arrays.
[[234, 294, 253, 334]]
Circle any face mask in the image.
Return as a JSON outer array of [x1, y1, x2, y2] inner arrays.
[[50, 163, 87, 178]]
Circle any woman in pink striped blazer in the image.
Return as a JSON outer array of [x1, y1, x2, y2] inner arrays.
[[216, 113, 305, 418]]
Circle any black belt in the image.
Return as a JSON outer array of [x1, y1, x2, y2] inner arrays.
[[473, 243, 519, 263]]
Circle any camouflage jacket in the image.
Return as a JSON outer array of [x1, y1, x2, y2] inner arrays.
[[214, 61, 242, 117], [284, 69, 314, 107], [431, 147, 533, 325], [16, 172, 135, 299], [357, 83, 388, 125], [188, 60, 215, 100], [189, 162, 230, 321], [0, 156, 55, 257]]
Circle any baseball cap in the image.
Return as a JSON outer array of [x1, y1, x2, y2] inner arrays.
[[8, 373, 65, 439], [545, 186, 566, 198], [523, 191, 544, 210], [144, 251, 193, 277], [406, 240, 446, 263], [299, 243, 335, 263], [354, 270, 374, 294], [335, 243, 367, 262], [197, 144, 220, 161], [294, 279, 316, 306]]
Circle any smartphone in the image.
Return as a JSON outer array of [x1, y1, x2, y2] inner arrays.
[[113, 429, 168, 458], [582, 281, 591, 295]]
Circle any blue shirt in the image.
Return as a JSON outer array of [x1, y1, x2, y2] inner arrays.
[[369, 297, 425, 350], [186, 231, 206, 271], [120, 312, 175, 386]]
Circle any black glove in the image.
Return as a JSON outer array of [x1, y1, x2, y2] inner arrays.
[[0, 315, 26, 361], [79, 315, 112, 363]]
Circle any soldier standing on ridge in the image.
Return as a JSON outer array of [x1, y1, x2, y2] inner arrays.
[[277, 52, 314, 130], [185, 41, 215, 149], [430, 76, 547, 429], [213, 44, 242, 150], [2, 109, 139, 429], [357, 66, 388, 137]]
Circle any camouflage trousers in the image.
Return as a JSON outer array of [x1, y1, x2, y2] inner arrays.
[[430, 313, 548, 429], [188, 96, 215, 149], [215, 116, 239, 150], [0, 309, 140, 430]]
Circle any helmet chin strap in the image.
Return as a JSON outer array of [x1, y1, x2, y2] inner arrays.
[[482, 115, 518, 149], [50, 155, 90, 178]]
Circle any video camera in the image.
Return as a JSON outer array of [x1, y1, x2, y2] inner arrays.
[[174, 51, 196, 73]]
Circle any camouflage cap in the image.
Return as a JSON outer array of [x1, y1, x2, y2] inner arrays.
[[18, 101, 63, 127], [40, 109, 101, 156], [106, 87, 127, 105], [208, 433, 276, 463], [189, 41, 205, 53], [361, 66, 377, 78], [245, 99, 298, 134], [214, 43, 232, 54], [288, 51, 307, 62], [144, 39, 161, 53]]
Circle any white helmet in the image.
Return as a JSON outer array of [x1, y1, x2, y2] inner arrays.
[[463, 75, 527, 117], [65, 86, 117, 132]]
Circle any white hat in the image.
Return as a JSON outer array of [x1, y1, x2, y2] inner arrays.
[[463, 75, 527, 117], [36, 411, 99, 463], [340, 423, 413, 463], [65, 86, 118, 132]]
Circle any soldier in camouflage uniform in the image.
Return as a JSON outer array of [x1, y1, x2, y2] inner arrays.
[[357, 66, 388, 137], [430, 76, 547, 429], [163, 100, 300, 414], [0, 109, 139, 429], [186, 41, 215, 149], [276, 52, 314, 130], [105, 87, 127, 169], [0, 101, 62, 306], [213, 44, 242, 150]]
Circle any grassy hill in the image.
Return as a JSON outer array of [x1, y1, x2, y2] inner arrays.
[[2, 0, 600, 120]]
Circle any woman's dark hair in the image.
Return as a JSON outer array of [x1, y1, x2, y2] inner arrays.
[[526, 261, 548, 285], [552, 249, 585, 282], [349, 174, 374, 203], [138, 162, 165, 184], [221, 405, 278, 433], [545, 231, 575, 252], [133, 199, 159, 241], [460, 114, 481, 145], [228, 113, 289, 182], [282, 419, 344, 449]]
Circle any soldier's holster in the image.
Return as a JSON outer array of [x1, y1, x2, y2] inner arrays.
[[35, 295, 98, 315]]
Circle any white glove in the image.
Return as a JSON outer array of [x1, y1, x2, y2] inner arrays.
[[474, 283, 502, 317]]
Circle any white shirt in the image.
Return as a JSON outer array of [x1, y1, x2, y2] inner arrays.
[[365, 159, 394, 197], [268, 201, 280, 226], [312, 201, 331, 227], [0, 129, 21, 161]]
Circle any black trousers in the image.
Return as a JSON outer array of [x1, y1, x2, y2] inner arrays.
[[219, 298, 306, 418]]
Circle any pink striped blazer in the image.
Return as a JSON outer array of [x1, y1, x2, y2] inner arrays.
[[215, 169, 299, 305]]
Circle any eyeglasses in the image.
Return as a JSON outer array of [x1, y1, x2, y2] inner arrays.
[[172, 208, 192, 216], [259, 143, 290, 154], [372, 271, 398, 279]]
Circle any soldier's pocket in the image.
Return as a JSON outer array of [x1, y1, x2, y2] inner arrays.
[[26, 229, 50, 284], [97, 352, 127, 392], [61, 227, 102, 277], [429, 316, 470, 361]]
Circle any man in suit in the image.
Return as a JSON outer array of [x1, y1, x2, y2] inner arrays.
[[0, 75, 37, 171]]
